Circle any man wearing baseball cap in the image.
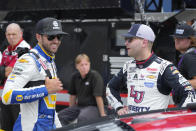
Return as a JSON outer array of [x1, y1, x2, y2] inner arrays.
[[106, 24, 196, 116], [172, 24, 196, 89], [2, 17, 68, 130]]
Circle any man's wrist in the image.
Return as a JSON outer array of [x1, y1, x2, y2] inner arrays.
[[100, 112, 106, 117], [116, 106, 123, 113]]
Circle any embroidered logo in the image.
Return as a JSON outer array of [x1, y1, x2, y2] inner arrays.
[[53, 21, 60, 29], [130, 86, 144, 103]]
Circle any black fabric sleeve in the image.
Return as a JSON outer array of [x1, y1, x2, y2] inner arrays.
[[108, 68, 127, 103], [92, 71, 104, 96], [182, 53, 196, 79], [161, 64, 191, 105], [0, 66, 5, 81]]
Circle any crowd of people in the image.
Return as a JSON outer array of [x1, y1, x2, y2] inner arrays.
[[0, 17, 196, 131]]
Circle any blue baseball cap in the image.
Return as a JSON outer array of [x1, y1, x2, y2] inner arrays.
[[122, 24, 155, 42]]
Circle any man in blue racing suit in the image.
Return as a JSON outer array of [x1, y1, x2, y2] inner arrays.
[[2, 17, 68, 131], [106, 24, 196, 116]]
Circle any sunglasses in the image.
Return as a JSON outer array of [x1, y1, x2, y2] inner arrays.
[[125, 37, 143, 43], [46, 35, 63, 41], [125, 37, 136, 43]]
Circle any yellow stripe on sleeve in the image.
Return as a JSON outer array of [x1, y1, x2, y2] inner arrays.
[[3, 90, 13, 103]]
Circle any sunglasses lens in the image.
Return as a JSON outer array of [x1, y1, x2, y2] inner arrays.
[[47, 35, 63, 41], [47, 35, 55, 41], [125, 37, 135, 43], [57, 35, 63, 41]]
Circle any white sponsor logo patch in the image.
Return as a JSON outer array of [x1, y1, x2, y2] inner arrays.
[[53, 21, 60, 29], [176, 29, 184, 35]]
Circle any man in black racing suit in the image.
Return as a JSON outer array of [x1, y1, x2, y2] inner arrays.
[[106, 24, 196, 116]]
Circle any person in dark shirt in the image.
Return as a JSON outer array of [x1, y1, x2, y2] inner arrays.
[[58, 53, 106, 125], [172, 24, 196, 89]]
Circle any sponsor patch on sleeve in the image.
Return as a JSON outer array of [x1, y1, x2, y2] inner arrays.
[[18, 58, 29, 63], [16, 95, 23, 101], [172, 69, 179, 75], [185, 86, 194, 91], [9, 74, 16, 80]]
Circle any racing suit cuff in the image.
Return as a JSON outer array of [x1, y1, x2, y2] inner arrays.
[[113, 102, 123, 110], [181, 91, 196, 107], [116, 106, 124, 113], [43, 86, 49, 96]]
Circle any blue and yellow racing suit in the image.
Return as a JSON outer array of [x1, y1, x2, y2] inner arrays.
[[2, 44, 62, 131]]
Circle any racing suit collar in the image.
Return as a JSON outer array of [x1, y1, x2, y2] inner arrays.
[[8, 38, 23, 51], [35, 44, 55, 62], [136, 52, 156, 69]]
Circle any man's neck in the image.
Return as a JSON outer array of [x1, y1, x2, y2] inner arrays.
[[135, 51, 152, 61]]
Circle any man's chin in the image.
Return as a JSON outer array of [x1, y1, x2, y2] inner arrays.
[[50, 49, 58, 54]]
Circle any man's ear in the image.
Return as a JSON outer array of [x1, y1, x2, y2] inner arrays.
[[36, 34, 41, 41], [21, 31, 23, 37], [142, 39, 148, 47]]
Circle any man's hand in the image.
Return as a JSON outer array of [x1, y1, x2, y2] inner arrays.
[[5, 66, 13, 77], [117, 106, 129, 116], [182, 91, 196, 107], [45, 77, 63, 94], [101, 113, 107, 117]]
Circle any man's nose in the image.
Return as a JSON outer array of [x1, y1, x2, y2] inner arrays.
[[9, 35, 14, 38], [125, 40, 129, 46]]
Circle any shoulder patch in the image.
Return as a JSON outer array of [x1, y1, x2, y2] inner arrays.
[[154, 57, 163, 64], [18, 58, 29, 63], [123, 59, 136, 73], [159, 59, 172, 75], [123, 63, 127, 73]]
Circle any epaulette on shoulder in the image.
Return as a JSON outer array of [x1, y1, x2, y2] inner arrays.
[[16, 47, 30, 58], [154, 57, 163, 64]]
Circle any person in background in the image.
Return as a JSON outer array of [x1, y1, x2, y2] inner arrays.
[[1, 17, 68, 131], [106, 24, 196, 116], [0, 23, 31, 131], [58, 53, 106, 125], [171, 24, 196, 89]]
